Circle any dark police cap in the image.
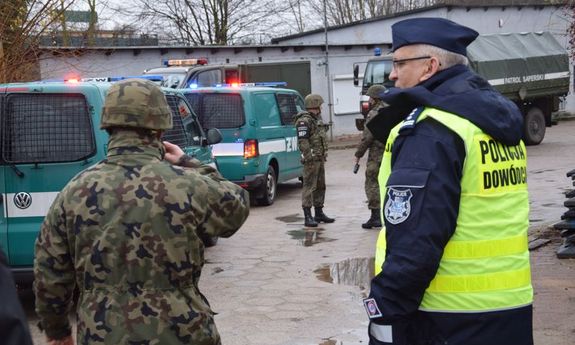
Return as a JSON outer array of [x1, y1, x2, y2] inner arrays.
[[392, 17, 479, 56]]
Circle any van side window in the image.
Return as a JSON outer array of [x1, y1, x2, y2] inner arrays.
[[185, 93, 244, 130], [162, 95, 190, 148], [254, 93, 280, 127], [277, 93, 300, 125], [2, 93, 95, 164]]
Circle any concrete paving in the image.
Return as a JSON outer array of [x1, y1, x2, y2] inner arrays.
[[201, 119, 575, 345], [25, 119, 575, 345]]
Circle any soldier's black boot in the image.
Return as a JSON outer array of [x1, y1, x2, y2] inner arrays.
[[362, 208, 382, 229], [303, 207, 318, 227], [314, 207, 335, 223]]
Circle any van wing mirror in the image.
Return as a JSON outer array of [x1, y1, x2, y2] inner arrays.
[[206, 128, 223, 145], [353, 64, 359, 86]]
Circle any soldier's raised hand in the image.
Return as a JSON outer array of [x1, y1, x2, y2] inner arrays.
[[163, 141, 185, 164]]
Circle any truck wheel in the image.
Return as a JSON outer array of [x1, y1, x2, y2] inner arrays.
[[257, 165, 277, 206], [523, 107, 546, 146]]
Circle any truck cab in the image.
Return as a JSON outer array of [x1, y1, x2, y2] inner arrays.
[[144, 58, 240, 89], [353, 54, 394, 116]]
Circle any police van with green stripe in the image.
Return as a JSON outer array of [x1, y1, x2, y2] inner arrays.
[[182, 84, 304, 205], [0, 80, 221, 283]]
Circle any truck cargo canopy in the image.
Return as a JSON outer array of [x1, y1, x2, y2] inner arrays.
[[467, 32, 570, 100]]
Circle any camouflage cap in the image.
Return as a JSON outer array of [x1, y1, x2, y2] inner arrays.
[[101, 78, 172, 130], [304, 94, 324, 109], [366, 85, 386, 99]]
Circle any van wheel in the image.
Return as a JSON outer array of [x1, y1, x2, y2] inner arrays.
[[258, 165, 277, 206], [523, 106, 546, 146]]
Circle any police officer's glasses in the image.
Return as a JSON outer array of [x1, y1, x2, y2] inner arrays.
[[392, 56, 432, 69]]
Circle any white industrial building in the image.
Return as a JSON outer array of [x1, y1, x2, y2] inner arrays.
[[39, 3, 571, 137]]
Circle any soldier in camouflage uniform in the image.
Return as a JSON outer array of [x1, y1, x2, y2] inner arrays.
[[354, 85, 387, 229], [294, 94, 335, 227], [33, 79, 250, 345]]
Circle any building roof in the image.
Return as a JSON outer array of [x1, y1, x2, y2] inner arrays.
[[271, 1, 566, 44]]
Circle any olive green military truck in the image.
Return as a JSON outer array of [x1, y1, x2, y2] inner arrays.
[[353, 31, 570, 145]]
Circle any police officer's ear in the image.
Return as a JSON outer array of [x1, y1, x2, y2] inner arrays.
[[419, 56, 441, 83]]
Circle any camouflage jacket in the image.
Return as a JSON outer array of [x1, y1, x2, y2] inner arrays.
[[34, 131, 250, 345], [294, 111, 328, 163], [355, 101, 386, 162]]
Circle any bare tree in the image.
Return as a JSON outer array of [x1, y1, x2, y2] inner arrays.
[[0, 0, 76, 82], [305, 0, 437, 27], [306, 0, 388, 26], [567, 2, 575, 62], [116, 0, 290, 45]]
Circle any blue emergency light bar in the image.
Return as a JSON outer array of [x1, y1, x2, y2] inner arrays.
[[81, 75, 164, 82], [213, 82, 288, 88]]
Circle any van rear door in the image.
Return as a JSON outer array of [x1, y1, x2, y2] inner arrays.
[[163, 93, 213, 164], [275, 92, 304, 180], [1, 87, 99, 267]]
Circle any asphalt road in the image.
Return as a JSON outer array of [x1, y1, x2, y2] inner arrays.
[[22, 118, 575, 345]]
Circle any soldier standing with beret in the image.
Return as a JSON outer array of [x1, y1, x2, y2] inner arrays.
[[34, 79, 249, 345], [364, 18, 533, 345]]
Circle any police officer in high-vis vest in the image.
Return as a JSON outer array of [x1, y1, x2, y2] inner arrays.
[[363, 18, 533, 345]]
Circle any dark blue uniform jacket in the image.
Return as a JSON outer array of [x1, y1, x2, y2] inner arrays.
[[366, 65, 533, 345]]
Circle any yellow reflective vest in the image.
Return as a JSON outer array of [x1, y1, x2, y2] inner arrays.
[[375, 107, 533, 312]]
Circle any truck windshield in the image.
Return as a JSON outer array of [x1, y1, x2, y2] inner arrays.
[[363, 60, 393, 88]]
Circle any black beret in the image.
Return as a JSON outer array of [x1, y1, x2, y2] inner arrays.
[[392, 18, 479, 56]]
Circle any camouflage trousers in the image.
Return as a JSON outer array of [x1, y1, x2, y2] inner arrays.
[[365, 156, 382, 209], [302, 160, 326, 208]]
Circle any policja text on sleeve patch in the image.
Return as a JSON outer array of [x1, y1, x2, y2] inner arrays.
[[363, 298, 383, 319], [384, 188, 413, 224]]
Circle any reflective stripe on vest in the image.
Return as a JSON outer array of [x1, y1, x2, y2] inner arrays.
[[374, 107, 532, 313]]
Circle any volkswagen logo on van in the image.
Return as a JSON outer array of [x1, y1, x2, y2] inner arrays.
[[14, 192, 32, 209]]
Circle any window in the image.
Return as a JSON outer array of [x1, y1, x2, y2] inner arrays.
[[162, 95, 191, 148], [1, 93, 95, 164], [276, 93, 302, 125], [185, 93, 244, 130], [253, 93, 280, 127], [196, 70, 222, 87], [363, 60, 393, 88], [160, 74, 185, 88]]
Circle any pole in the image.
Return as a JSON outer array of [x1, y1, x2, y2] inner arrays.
[[323, 0, 334, 141]]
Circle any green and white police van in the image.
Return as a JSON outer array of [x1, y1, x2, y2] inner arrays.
[[0, 80, 221, 283], [181, 84, 304, 205]]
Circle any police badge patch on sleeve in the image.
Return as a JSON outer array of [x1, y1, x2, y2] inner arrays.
[[384, 188, 413, 224], [363, 298, 383, 318]]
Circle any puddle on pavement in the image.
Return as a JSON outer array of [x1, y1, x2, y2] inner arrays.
[[315, 257, 375, 290], [287, 228, 336, 247], [314, 265, 333, 283], [276, 214, 302, 223]]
